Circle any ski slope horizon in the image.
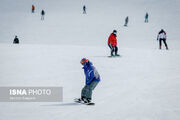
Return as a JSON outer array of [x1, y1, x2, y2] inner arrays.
[[0, 0, 180, 120]]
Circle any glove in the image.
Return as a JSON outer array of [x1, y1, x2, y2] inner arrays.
[[108, 44, 113, 48]]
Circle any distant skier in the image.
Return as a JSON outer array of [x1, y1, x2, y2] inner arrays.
[[13, 36, 19, 44], [157, 29, 168, 50], [32, 5, 35, 13], [145, 12, 149, 23], [83, 5, 86, 14], [41, 10, 45, 20], [124, 16, 129, 27], [76, 58, 100, 104], [108, 30, 120, 56]]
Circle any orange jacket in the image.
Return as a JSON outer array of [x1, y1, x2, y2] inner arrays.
[[32, 5, 35, 10]]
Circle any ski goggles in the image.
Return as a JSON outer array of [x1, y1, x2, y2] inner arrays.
[[80, 59, 89, 65]]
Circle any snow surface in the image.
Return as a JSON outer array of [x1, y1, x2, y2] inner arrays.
[[0, 0, 180, 120]]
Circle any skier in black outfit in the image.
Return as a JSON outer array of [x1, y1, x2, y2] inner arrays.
[[157, 29, 168, 50], [13, 36, 19, 44], [124, 16, 129, 26], [83, 5, 86, 14], [145, 12, 149, 23], [41, 10, 45, 20]]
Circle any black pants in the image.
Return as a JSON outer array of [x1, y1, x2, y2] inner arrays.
[[108, 44, 118, 55], [159, 39, 168, 48]]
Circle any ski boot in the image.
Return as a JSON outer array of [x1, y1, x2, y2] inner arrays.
[[74, 97, 88, 103], [166, 46, 169, 50], [111, 53, 115, 57], [74, 98, 83, 103], [82, 98, 91, 103], [115, 54, 120, 56]]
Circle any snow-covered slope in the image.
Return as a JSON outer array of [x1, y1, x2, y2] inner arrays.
[[0, 0, 180, 120], [0, 0, 180, 48]]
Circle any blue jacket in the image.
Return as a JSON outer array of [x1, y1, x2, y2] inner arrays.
[[83, 61, 100, 85]]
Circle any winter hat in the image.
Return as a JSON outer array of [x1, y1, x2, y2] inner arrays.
[[113, 30, 117, 35], [80, 58, 89, 65]]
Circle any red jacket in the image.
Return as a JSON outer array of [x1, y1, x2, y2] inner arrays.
[[108, 33, 117, 47]]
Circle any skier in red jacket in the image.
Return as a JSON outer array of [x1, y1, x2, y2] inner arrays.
[[108, 30, 120, 56], [32, 5, 35, 13]]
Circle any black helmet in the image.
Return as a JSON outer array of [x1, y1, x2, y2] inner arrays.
[[113, 30, 117, 35]]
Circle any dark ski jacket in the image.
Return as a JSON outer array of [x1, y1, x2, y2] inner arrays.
[[41, 10, 45, 15], [125, 17, 129, 23], [82, 61, 100, 85], [83, 6, 86, 11], [13, 37, 19, 44], [145, 13, 148, 19]]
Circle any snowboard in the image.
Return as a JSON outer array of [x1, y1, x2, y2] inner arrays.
[[74, 98, 95, 105], [108, 55, 121, 58]]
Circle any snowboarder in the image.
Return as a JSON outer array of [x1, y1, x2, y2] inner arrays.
[[124, 16, 129, 27], [13, 36, 19, 44], [76, 58, 100, 104], [32, 5, 35, 13], [145, 12, 149, 23], [83, 5, 86, 14], [41, 10, 45, 20], [108, 30, 120, 56], [157, 29, 168, 50]]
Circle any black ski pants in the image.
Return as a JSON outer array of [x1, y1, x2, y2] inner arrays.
[[159, 38, 168, 47], [108, 44, 118, 55]]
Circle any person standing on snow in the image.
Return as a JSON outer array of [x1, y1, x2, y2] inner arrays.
[[32, 5, 35, 13], [83, 5, 86, 14], [145, 12, 149, 23], [108, 30, 120, 56], [77, 58, 100, 103], [13, 36, 19, 44], [41, 10, 45, 20], [124, 16, 129, 27], [157, 29, 168, 50]]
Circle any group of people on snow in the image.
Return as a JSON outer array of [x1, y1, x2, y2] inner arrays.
[[105, 28, 168, 57], [79, 28, 168, 104], [12, 5, 169, 104], [31, 5, 45, 20], [124, 12, 149, 27]]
